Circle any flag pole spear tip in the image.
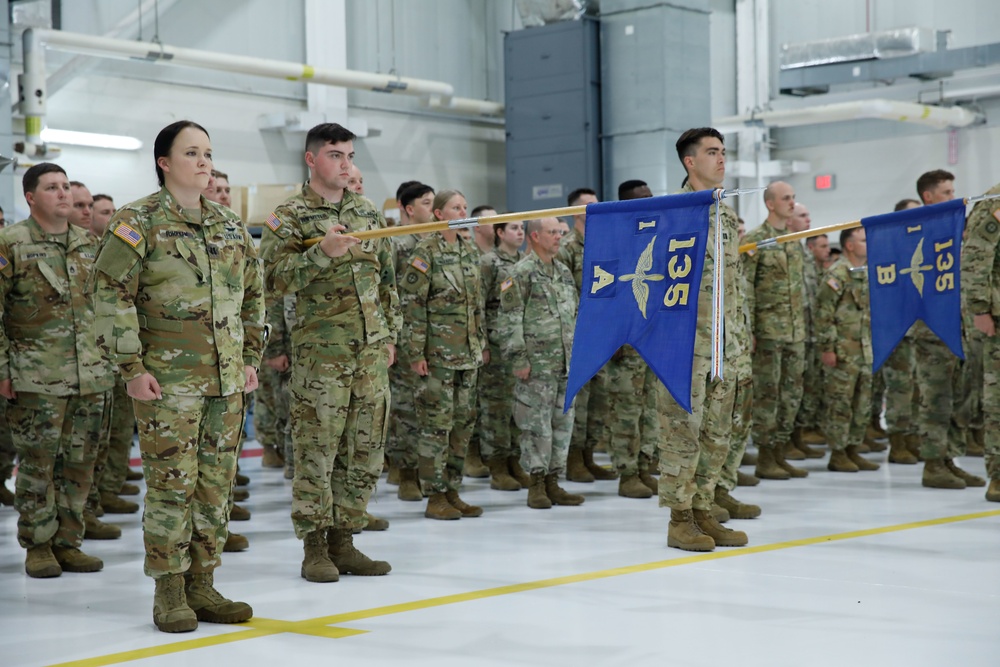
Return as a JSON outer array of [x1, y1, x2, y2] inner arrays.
[[721, 186, 767, 199], [967, 192, 1000, 204]]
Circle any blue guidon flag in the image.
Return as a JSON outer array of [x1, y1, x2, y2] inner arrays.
[[862, 198, 966, 371], [565, 190, 714, 413]]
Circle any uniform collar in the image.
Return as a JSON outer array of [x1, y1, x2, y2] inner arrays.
[[303, 181, 360, 215]]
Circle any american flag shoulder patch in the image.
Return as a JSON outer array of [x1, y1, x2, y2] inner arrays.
[[411, 257, 429, 273], [265, 213, 282, 232], [114, 223, 143, 248], [500, 276, 514, 292], [0, 253, 8, 269], [827, 277, 841, 291]]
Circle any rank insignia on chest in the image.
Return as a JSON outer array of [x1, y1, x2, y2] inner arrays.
[[411, 257, 429, 273], [114, 223, 143, 248], [500, 276, 514, 292], [265, 213, 282, 232], [827, 277, 841, 291]]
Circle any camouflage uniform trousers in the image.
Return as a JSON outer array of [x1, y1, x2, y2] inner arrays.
[[387, 360, 421, 470], [10, 391, 109, 549], [882, 338, 918, 436], [750, 339, 805, 451], [795, 342, 822, 430], [870, 369, 886, 425], [477, 341, 520, 462], [820, 360, 871, 451], [568, 379, 589, 453], [513, 373, 574, 474], [134, 392, 244, 578], [980, 329, 1000, 481], [719, 368, 752, 493], [98, 374, 135, 498], [605, 352, 658, 475], [254, 363, 291, 452], [913, 338, 965, 460], [580, 366, 611, 452], [0, 397, 15, 484], [416, 365, 478, 494], [290, 343, 389, 538], [657, 355, 737, 511], [958, 328, 985, 432]]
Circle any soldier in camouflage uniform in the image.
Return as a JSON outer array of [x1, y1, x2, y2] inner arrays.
[[1, 163, 112, 578], [498, 217, 583, 509], [398, 189, 487, 520], [261, 124, 398, 582], [255, 293, 291, 470], [479, 221, 528, 491], [93, 122, 264, 632], [659, 128, 749, 552], [742, 181, 809, 480], [814, 228, 880, 473], [962, 180, 1000, 501], [388, 183, 434, 500]]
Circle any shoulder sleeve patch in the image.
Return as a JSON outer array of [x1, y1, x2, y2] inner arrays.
[[113, 223, 143, 248], [827, 277, 841, 291], [746, 249, 756, 257], [265, 212, 282, 232], [500, 276, 514, 292], [0, 253, 8, 270], [411, 256, 429, 273]]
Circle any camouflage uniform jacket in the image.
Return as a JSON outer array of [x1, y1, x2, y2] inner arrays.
[[0, 217, 112, 396], [263, 293, 291, 360], [556, 226, 585, 291], [800, 243, 819, 342], [481, 247, 525, 347], [742, 220, 807, 343], [680, 183, 749, 364], [962, 181, 1000, 318], [498, 254, 578, 376], [93, 189, 265, 396], [391, 233, 419, 282], [814, 257, 872, 367], [260, 185, 401, 350], [398, 234, 485, 370]]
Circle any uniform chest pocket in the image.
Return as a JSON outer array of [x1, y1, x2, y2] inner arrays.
[[35, 259, 68, 297], [173, 237, 207, 282], [209, 236, 247, 290]]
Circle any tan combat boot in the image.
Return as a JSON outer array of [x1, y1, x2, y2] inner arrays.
[[863, 435, 887, 453], [966, 429, 985, 457], [445, 490, 483, 517], [784, 440, 806, 460], [301, 530, 340, 582], [867, 416, 888, 439], [508, 456, 532, 487], [25, 544, 62, 578], [711, 504, 730, 523], [100, 491, 139, 514], [801, 429, 827, 445], [230, 504, 251, 521], [526, 472, 551, 509], [714, 487, 761, 520], [487, 457, 521, 491], [545, 474, 585, 506], [232, 488, 250, 502], [84, 511, 122, 540], [363, 513, 389, 531], [463, 441, 489, 478], [261, 444, 284, 468], [904, 434, 923, 460], [945, 459, 985, 487], [693, 508, 748, 547], [638, 456, 658, 493], [847, 445, 880, 471], [565, 448, 595, 483], [827, 448, 859, 472], [888, 433, 919, 464], [667, 509, 715, 552], [153, 574, 198, 633], [327, 528, 391, 575], [986, 479, 1000, 502], [424, 492, 461, 520], [741, 450, 758, 467], [184, 572, 253, 623], [397, 468, 423, 501], [737, 470, 760, 487], [755, 446, 791, 480], [126, 467, 144, 481], [235, 470, 250, 486], [223, 532, 249, 552], [583, 447, 618, 480], [618, 474, 654, 498], [52, 546, 103, 572], [776, 443, 809, 478], [386, 463, 400, 485], [922, 459, 966, 489], [792, 427, 825, 459]]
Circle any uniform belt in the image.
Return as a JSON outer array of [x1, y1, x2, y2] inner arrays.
[[137, 314, 185, 333]]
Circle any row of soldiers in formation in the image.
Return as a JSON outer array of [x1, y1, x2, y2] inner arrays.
[[4, 121, 999, 636]]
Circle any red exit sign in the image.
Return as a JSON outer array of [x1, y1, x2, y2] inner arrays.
[[814, 174, 836, 191]]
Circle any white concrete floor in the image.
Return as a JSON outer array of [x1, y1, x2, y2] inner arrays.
[[2, 442, 998, 667]]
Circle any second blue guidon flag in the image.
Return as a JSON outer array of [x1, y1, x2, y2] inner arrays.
[[862, 198, 966, 371], [565, 190, 714, 413]]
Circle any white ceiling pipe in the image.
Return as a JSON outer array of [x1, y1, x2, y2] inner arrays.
[[714, 99, 982, 133]]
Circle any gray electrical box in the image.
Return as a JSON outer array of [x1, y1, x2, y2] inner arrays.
[[504, 18, 601, 217]]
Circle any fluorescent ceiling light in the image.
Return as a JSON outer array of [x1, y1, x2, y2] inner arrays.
[[40, 128, 143, 151]]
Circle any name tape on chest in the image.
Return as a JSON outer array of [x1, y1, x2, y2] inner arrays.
[[411, 256, 429, 273], [114, 223, 143, 248], [265, 213, 282, 232]]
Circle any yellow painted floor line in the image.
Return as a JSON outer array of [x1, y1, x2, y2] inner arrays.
[[48, 508, 1000, 667]]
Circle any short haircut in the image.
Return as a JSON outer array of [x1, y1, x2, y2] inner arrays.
[[675, 127, 724, 166], [524, 218, 542, 236], [805, 234, 827, 246], [617, 179, 648, 200], [212, 169, 229, 181], [154, 120, 209, 187], [471, 205, 496, 217], [894, 198, 920, 211], [69, 180, 87, 189], [567, 187, 596, 206], [396, 180, 423, 200], [840, 227, 860, 249], [23, 162, 67, 194], [829, 247, 842, 257], [305, 123, 356, 154], [400, 183, 435, 208], [93, 194, 114, 204], [916, 170, 955, 199]]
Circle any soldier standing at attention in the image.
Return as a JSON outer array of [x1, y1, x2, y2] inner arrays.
[[261, 123, 398, 582], [742, 181, 809, 480], [961, 180, 1000, 502], [499, 217, 583, 509], [814, 229, 880, 473], [1, 163, 112, 577], [398, 189, 487, 520], [93, 121, 265, 632]]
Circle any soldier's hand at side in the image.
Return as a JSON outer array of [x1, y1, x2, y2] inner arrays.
[[821, 351, 837, 368], [514, 366, 530, 381], [264, 354, 290, 372], [482, 349, 491, 365], [0, 379, 15, 400], [411, 359, 428, 376], [974, 313, 995, 337], [128, 373, 163, 400], [244, 366, 258, 393], [387, 343, 396, 367], [318, 224, 360, 258]]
